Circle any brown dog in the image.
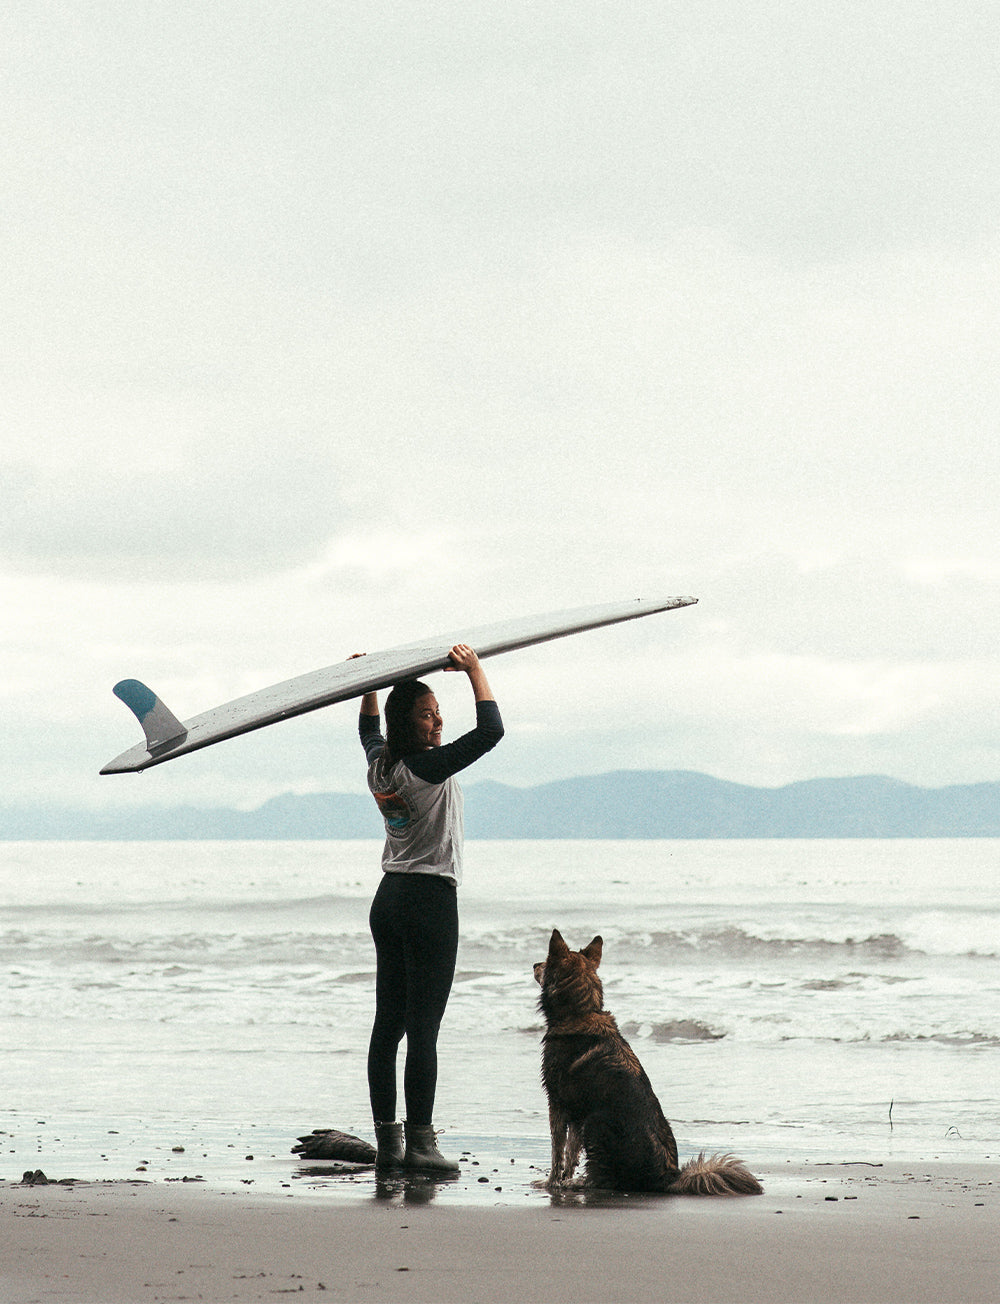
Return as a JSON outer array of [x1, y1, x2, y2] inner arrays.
[[534, 929, 762, 1195]]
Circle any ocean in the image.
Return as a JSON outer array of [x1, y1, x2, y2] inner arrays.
[[2, 839, 998, 1198]]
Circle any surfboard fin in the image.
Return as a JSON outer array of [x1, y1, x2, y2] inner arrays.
[[112, 679, 188, 751]]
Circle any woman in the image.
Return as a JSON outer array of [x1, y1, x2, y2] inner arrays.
[[359, 643, 503, 1171]]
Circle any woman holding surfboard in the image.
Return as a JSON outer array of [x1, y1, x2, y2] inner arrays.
[[358, 644, 503, 1171]]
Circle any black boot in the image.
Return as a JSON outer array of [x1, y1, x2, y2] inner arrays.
[[374, 1121, 405, 1170], [403, 1123, 459, 1173]]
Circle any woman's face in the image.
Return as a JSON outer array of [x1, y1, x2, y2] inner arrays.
[[410, 693, 443, 749]]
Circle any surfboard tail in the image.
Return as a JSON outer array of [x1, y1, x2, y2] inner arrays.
[[105, 679, 188, 764]]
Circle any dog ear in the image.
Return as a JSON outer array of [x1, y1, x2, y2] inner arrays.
[[548, 929, 570, 960], [581, 936, 603, 967]]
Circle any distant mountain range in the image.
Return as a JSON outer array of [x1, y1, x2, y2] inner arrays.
[[4, 771, 1000, 839]]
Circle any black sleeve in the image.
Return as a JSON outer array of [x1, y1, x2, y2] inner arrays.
[[404, 700, 504, 784], [359, 712, 386, 765]]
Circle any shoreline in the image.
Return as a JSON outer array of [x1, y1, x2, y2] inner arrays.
[[3, 1152, 998, 1303]]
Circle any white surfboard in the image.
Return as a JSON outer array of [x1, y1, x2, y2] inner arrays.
[[100, 595, 697, 774]]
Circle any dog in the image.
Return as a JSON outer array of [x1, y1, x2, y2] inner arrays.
[[534, 929, 762, 1195]]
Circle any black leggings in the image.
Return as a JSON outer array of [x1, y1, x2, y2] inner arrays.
[[367, 872, 459, 1126]]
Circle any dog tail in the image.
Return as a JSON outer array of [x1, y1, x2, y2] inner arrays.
[[667, 1152, 763, 1196]]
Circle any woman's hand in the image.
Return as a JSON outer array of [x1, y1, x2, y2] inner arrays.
[[446, 644, 495, 702], [445, 643, 480, 673]]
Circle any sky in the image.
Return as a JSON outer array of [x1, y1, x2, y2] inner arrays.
[[4, 0, 1000, 814]]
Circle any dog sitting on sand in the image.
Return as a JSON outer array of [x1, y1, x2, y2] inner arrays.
[[534, 929, 762, 1196]]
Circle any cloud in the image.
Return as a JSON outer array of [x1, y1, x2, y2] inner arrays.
[[4, 2, 1000, 810]]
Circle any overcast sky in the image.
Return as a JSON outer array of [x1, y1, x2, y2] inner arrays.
[[5, 1, 1000, 813]]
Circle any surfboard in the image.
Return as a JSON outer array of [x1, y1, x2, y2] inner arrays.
[[100, 594, 697, 774]]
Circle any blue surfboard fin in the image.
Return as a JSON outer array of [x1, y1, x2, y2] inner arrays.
[[112, 679, 188, 751]]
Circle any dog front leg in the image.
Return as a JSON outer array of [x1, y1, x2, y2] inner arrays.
[[561, 1123, 582, 1183], [547, 1105, 570, 1187]]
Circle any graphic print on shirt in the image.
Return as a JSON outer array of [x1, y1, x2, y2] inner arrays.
[[373, 787, 416, 834]]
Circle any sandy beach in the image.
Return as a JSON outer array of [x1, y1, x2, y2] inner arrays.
[[3, 1145, 998, 1304]]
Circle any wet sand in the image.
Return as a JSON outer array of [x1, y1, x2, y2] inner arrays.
[[2, 1144, 999, 1304]]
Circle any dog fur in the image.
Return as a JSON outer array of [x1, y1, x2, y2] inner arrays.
[[534, 929, 762, 1196]]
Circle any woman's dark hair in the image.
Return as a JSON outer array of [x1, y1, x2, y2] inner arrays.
[[383, 680, 433, 764]]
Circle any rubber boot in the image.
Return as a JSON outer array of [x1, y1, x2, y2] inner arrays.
[[374, 1121, 405, 1170], [403, 1123, 460, 1173]]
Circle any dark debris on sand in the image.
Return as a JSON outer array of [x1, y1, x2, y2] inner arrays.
[[291, 1129, 377, 1164]]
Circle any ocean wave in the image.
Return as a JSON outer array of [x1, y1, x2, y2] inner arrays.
[[621, 1018, 725, 1043], [798, 973, 917, 991], [460, 925, 922, 964], [879, 1031, 1000, 1048], [644, 927, 912, 961], [0, 928, 375, 968], [0, 892, 371, 918]]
